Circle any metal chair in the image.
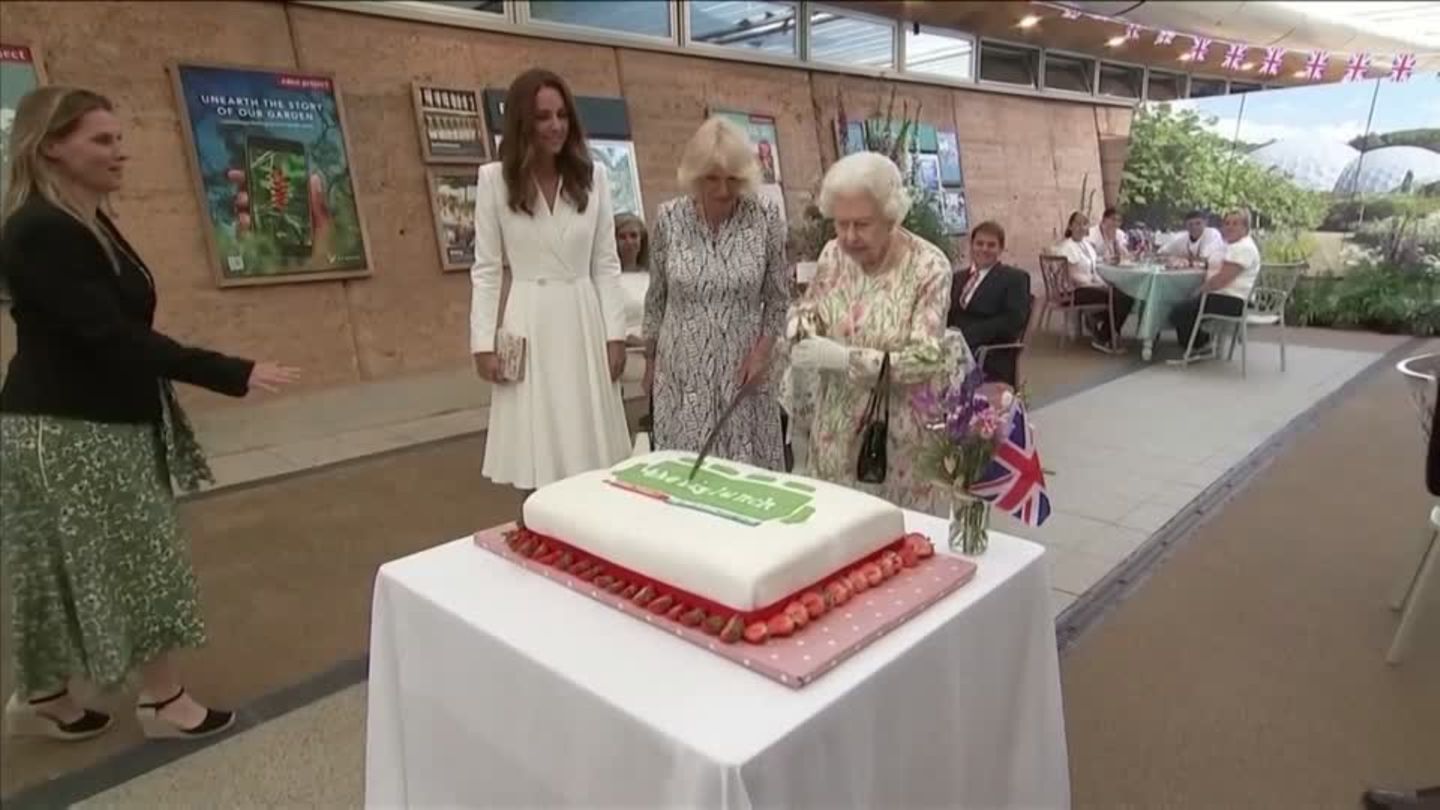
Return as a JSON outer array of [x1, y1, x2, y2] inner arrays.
[[1036, 254, 1115, 348], [1233, 262, 1307, 372], [975, 293, 1038, 388]]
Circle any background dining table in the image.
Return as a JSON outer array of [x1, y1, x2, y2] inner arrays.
[[1097, 262, 1207, 360]]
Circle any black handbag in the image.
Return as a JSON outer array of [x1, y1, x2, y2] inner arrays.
[[855, 352, 891, 484]]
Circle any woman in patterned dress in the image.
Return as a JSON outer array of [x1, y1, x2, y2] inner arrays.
[[0, 88, 299, 740], [786, 152, 960, 515], [643, 117, 789, 469]]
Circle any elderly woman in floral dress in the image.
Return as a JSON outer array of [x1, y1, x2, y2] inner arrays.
[[785, 152, 964, 515]]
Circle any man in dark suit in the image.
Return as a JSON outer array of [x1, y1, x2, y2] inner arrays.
[[947, 221, 1032, 387]]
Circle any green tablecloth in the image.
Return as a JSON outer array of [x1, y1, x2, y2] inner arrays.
[[1097, 263, 1206, 359]]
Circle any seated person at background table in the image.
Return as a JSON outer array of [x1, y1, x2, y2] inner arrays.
[[1086, 206, 1132, 264], [1158, 210, 1224, 272], [1055, 211, 1133, 354], [1168, 208, 1262, 356], [947, 221, 1030, 386]]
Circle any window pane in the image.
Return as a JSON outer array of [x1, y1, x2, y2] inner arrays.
[[979, 41, 1038, 87], [530, 0, 670, 37], [1189, 77, 1227, 98], [1228, 80, 1263, 94], [1098, 62, 1142, 98], [809, 8, 893, 69], [1146, 70, 1185, 101], [689, 0, 797, 57], [1045, 53, 1094, 93], [420, 0, 503, 12], [904, 25, 974, 81]]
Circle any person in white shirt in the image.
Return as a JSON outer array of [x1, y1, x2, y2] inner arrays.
[[1086, 206, 1131, 264], [1169, 207, 1263, 355], [1055, 211, 1133, 353], [614, 213, 652, 425], [1158, 209, 1225, 272]]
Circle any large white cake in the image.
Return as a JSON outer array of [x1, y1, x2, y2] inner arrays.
[[523, 451, 907, 613]]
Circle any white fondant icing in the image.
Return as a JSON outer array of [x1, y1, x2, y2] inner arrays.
[[523, 451, 905, 611]]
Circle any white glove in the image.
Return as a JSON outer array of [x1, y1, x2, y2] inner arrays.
[[790, 337, 850, 373]]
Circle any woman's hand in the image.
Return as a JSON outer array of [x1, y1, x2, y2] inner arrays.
[[474, 352, 503, 384], [738, 338, 775, 386], [607, 341, 626, 382], [249, 361, 301, 393], [789, 337, 849, 373]]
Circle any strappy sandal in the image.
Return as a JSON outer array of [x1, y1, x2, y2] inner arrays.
[[136, 688, 235, 739], [3, 688, 112, 741]]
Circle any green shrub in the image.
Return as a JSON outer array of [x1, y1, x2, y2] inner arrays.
[[1258, 230, 1316, 264], [1290, 262, 1440, 336]]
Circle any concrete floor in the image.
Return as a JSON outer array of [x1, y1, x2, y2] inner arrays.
[[3, 327, 1433, 809]]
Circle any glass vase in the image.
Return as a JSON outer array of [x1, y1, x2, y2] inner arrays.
[[948, 487, 991, 556]]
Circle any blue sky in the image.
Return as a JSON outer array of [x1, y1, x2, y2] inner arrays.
[[1166, 74, 1440, 145]]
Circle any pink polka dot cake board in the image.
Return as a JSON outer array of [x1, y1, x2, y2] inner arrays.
[[473, 525, 978, 689]]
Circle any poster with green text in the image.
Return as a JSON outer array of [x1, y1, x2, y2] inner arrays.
[[0, 44, 45, 300], [171, 63, 371, 287]]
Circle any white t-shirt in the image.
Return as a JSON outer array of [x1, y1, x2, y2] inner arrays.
[[1086, 225, 1130, 263], [1159, 227, 1225, 270], [618, 271, 650, 338], [1215, 235, 1262, 300], [1054, 239, 1104, 288]]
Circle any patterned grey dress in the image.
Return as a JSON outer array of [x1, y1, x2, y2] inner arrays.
[[643, 195, 789, 470]]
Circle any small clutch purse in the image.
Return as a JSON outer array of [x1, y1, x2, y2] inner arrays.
[[496, 330, 527, 382]]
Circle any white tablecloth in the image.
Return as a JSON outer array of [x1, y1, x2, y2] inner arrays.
[[365, 512, 1070, 809]]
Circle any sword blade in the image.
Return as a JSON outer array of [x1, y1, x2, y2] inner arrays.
[[687, 377, 761, 480]]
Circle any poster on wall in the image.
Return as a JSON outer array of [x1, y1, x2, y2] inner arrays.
[[483, 89, 633, 152], [413, 84, 487, 163], [589, 139, 644, 218], [912, 153, 942, 193], [426, 168, 478, 272], [711, 109, 783, 185], [941, 190, 968, 236], [169, 63, 371, 287], [0, 43, 45, 301], [937, 130, 964, 187]]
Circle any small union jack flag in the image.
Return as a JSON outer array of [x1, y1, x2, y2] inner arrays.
[[1304, 50, 1331, 81], [1124, 23, 1142, 41], [1154, 30, 1176, 46], [1222, 44, 1247, 70], [1260, 46, 1286, 76], [970, 402, 1051, 527], [1060, 7, 1082, 20], [1390, 53, 1416, 82], [1344, 52, 1372, 81], [1188, 36, 1213, 62]]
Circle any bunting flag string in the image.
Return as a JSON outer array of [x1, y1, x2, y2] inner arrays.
[[1038, 1, 1424, 83]]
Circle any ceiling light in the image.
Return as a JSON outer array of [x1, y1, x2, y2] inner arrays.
[[1240, 62, 1255, 71], [1106, 36, 1126, 47], [1293, 69, 1308, 77], [1178, 52, 1195, 61], [1018, 14, 1040, 29]]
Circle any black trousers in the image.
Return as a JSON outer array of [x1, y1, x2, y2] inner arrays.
[[1072, 286, 1134, 342], [1169, 293, 1245, 348]]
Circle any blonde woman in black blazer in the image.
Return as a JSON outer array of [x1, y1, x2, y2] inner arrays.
[[0, 87, 298, 741]]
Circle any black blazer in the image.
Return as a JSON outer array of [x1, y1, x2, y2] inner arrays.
[[0, 197, 253, 424], [947, 262, 1031, 386]]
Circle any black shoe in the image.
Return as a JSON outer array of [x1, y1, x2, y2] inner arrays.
[[136, 688, 236, 740], [4, 689, 113, 741], [1363, 787, 1440, 809]]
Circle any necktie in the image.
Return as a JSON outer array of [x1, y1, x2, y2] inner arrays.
[[960, 266, 982, 308]]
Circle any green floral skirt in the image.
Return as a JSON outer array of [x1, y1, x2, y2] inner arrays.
[[0, 407, 212, 696]]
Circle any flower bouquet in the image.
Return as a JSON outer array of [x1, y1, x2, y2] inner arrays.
[[912, 365, 1050, 555]]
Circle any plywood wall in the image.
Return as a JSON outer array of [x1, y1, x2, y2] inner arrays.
[[0, 0, 1130, 409]]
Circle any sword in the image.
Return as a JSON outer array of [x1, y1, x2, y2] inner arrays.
[[688, 374, 764, 481]]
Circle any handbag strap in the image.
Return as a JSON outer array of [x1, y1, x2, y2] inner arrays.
[[877, 352, 891, 425]]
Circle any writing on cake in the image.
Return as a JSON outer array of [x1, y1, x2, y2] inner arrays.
[[608, 457, 817, 526]]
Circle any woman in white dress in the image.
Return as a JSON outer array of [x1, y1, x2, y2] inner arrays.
[[470, 69, 630, 490]]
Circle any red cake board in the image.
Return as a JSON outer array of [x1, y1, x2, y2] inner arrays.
[[473, 524, 978, 689]]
